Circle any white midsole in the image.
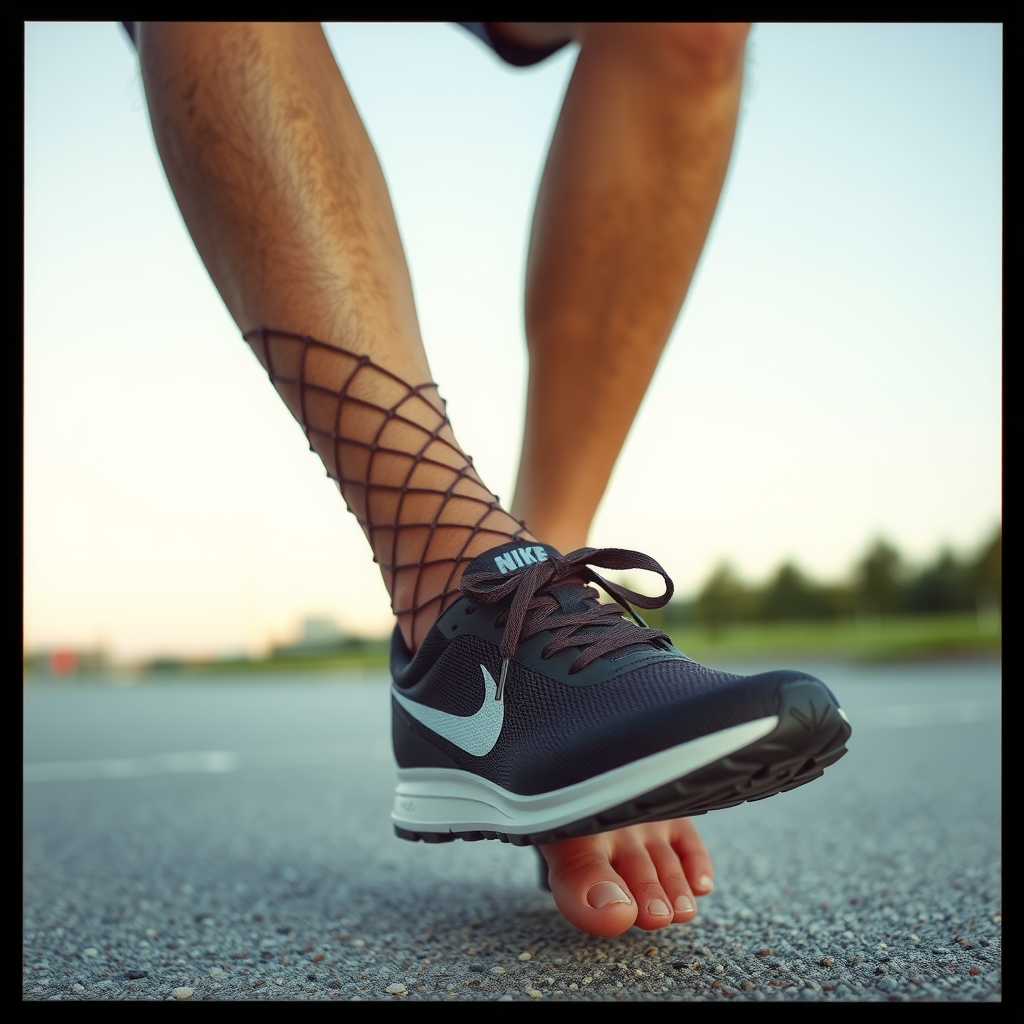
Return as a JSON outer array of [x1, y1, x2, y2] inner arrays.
[[392, 715, 779, 835]]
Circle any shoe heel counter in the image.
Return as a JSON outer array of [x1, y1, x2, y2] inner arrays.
[[392, 700, 462, 771]]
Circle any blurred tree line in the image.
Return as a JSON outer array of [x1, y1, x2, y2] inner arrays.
[[650, 526, 1000, 633]]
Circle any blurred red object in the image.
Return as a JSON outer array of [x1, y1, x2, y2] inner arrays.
[[49, 649, 78, 676]]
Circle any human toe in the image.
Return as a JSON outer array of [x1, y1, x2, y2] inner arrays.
[[541, 836, 639, 937], [613, 841, 680, 931], [646, 840, 698, 922], [671, 818, 714, 896]]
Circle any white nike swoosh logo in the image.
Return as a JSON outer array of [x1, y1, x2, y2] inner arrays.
[[392, 665, 503, 757]]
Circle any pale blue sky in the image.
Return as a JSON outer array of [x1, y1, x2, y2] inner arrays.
[[24, 23, 1001, 658]]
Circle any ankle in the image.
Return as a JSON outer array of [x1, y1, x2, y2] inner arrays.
[[394, 509, 536, 652]]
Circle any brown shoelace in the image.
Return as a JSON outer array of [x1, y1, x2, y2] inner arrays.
[[460, 547, 676, 696]]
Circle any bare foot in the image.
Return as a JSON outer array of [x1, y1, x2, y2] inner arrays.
[[540, 818, 714, 937]]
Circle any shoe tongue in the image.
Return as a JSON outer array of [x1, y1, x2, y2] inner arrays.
[[463, 540, 611, 615], [464, 539, 594, 614], [465, 540, 563, 580], [551, 582, 593, 614], [548, 580, 658, 660], [464, 540, 660, 660]]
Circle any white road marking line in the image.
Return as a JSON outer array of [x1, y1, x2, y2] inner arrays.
[[23, 750, 240, 782], [23, 742, 392, 783]]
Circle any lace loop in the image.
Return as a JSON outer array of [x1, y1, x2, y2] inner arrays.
[[460, 547, 675, 670]]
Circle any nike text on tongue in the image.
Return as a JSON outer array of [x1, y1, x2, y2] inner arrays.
[[493, 545, 550, 575]]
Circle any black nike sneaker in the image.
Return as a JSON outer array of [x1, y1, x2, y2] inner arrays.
[[390, 541, 851, 847]]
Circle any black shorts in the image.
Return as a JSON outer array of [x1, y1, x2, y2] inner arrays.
[[120, 22, 571, 67], [456, 22, 571, 67]]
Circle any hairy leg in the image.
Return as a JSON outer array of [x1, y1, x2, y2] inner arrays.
[[497, 22, 749, 934], [136, 22, 531, 651], [506, 22, 750, 548]]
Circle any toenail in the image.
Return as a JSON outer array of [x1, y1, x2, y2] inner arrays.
[[699, 874, 714, 892], [586, 882, 631, 909], [648, 899, 671, 917], [674, 894, 695, 914]]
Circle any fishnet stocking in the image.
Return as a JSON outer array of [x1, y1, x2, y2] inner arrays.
[[244, 327, 534, 651]]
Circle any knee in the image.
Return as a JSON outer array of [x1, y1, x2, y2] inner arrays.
[[579, 22, 750, 88], [664, 22, 751, 78]]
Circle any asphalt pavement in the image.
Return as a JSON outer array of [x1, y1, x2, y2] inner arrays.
[[23, 659, 1001, 1001]]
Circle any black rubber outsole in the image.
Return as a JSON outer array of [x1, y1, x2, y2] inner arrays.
[[394, 678, 851, 849]]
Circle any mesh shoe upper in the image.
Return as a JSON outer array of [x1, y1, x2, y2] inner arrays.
[[391, 541, 834, 795]]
